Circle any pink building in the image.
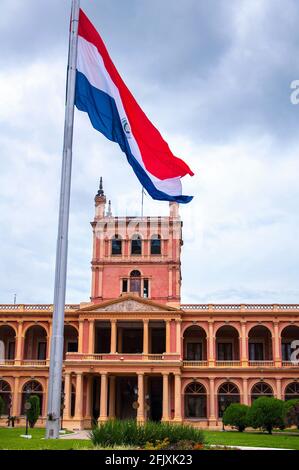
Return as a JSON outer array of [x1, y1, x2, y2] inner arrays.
[[0, 182, 299, 429]]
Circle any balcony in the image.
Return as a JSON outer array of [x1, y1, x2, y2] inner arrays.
[[282, 361, 299, 367], [65, 352, 180, 363], [182, 360, 208, 367], [0, 359, 48, 367], [248, 360, 274, 367]]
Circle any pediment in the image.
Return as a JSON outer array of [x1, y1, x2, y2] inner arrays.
[[78, 295, 180, 313]]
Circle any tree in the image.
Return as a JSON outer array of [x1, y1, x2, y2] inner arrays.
[[26, 395, 40, 428], [248, 397, 284, 434], [283, 399, 299, 429], [222, 403, 249, 432], [0, 396, 4, 418]]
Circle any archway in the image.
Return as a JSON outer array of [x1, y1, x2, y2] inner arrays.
[[0, 380, 12, 415], [251, 382, 273, 403], [21, 380, 43, 416], [285, 382, 299, 401], [24, 325, 47, 360], [216, 326, 240, 361], [248, 325, 273, 361], [183, 326, 207, 361], [281, 326, 299, 362], [184, 382, 207, 418], [0, 325, 16, 359], [217, 382, 240, 417], [64, 325, 78, 358]]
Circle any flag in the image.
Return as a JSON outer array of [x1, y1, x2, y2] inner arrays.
[[75, 9, 194, 203]]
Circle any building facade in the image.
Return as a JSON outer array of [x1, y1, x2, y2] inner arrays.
[[0, 182, 299, 429]]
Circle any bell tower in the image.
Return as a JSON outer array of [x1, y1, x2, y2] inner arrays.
[[90, 180, 183, 306]]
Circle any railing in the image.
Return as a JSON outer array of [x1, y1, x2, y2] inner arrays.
[[248, 360, 274, 367], [282, 361, 299, 367], [65, 353, 180, 362], [0, 304, 79, 311], [216, 360, 241, 367], [182, 360, 208, 367], [20, 360, 48, 366], [182, 304, 299, 311], [0, 360, 15, 366]]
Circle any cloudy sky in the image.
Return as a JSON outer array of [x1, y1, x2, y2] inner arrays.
[[1, 0, 299, 305]]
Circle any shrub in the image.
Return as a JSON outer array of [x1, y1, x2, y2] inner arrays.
[[222, 403, 250, 432], [0, 396, 4, 418], [26, 395, 40, 428], [248, 397, 284, 434], [283, 399, 299, 429], [90, 420, 205, 448]]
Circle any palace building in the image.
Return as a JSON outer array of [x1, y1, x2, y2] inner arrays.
[[0, 181, 299, 430]]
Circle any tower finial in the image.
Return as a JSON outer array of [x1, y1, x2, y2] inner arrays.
[[97, 177, 104, 197], [107, 199, 112, 217]]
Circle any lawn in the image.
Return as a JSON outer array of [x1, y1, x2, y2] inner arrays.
[[0, 427, 299, 450], [0, 427, 92, 450], [203, 430, 299, 450]]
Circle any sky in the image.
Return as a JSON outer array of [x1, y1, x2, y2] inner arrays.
[[0, 0, 299, 305]]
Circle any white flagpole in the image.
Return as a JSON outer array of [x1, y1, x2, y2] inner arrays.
[[46, 0, 80, 439]]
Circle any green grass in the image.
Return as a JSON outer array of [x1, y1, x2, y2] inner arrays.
[[0, 427, 299, 450], [0, 427, 92, 450], [203, 430, 299, 450]]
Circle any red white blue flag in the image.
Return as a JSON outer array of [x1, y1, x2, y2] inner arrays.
[[75, 9, 194, 203]]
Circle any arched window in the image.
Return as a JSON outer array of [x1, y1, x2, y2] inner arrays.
[[21, 380, 43, 416], [184, 382, 207, 419], [131, 234, 142, 255], [251, 382, 273, 402], [218, 382, 240, 417], [111, 235, 122, 256], [285, 382, 299, 401], [0, 380, 12, 415], [151, 234, 161, 255], [130, 270, 141, 295]]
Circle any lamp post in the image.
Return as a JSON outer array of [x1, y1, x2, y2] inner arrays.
[[24, 387, 31, 436]]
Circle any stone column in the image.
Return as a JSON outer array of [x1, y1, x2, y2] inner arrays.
[[174, 373, 182, 421], [276, 378, 282, 400], [99, 373, 108, 422], [12, 376, 20, 416], [241, 322, 248, 366], [78, 320, 84, 354], [15, 322, 23, 365], [111, 320, 117, 354], [208, 322, 215, 366], [165, 320, 171, 353], [88, 320, 95, 354], [242, 377, 249, 405], [208, 378, 217, 426], [64, 372, 72, 419], [75, 372, 83, 419], [143, 320, 149, 355], [108, 376, 116, 419], [137, 373, 145, 423], [162, 373, 169, 421], [175, 320, 181, 356], [274, 322, 282, 366], [85, 375, 93, 418]]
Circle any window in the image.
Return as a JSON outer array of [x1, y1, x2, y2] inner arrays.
[[151, 234, 161, 255], [251, 382, 273, 402], [122, 279, 128, 293], [282, 342, 292, 361], [249, 342, 264, 360], [130, 270, 141, 295], [218, 382, 240, 417], [143, 279, 149, 298], [112, 235, 122, 255], [67, 341, 78, 353], [186, 342, 203, 360], [184, 382, 207, 419], [285, 382, 299, 401], [131, 234, 142, 255], [37, 342, 47, 360], [217, 343, 233, 360], [0, 380, 11, 415]]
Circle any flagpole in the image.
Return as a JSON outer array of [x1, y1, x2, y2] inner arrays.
[[46, 0, 80, 439]]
